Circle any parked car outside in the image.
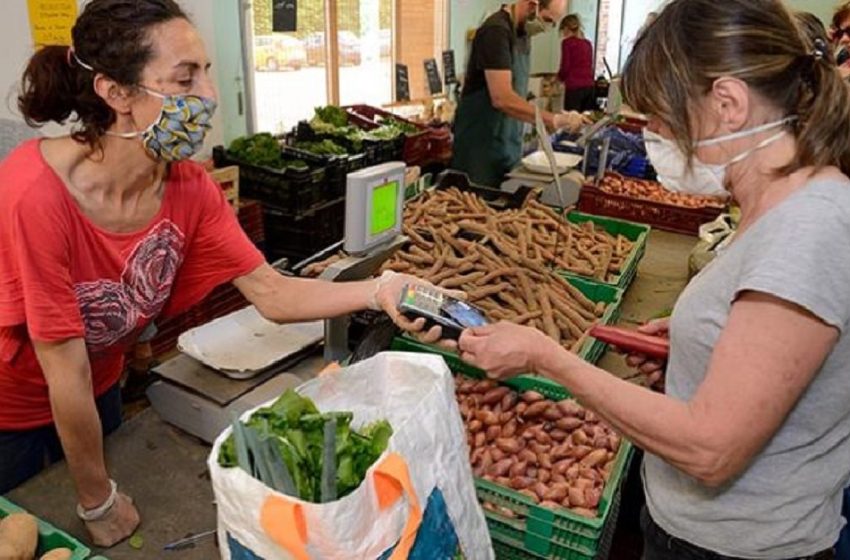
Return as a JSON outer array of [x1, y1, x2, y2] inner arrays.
[[304, 31, 363, 67], [254, 34, 308, 72]]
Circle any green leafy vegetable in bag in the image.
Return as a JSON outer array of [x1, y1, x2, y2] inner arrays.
[[219, 389, 392, 503]]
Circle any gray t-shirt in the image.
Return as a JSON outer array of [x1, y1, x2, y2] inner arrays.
[[643, 178, 850, 558]]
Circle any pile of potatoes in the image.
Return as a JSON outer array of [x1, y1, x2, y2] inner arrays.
[[455, 378, 622, 519], [597, 173, 726, 209], [0, 513, 72, 560]]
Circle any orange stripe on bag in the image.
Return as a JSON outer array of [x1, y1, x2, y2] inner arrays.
[[259, 453, 421, 559], [260, 497, 309, 560], [374, 453, 422, 560]]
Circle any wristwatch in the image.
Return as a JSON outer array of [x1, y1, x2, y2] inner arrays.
[[76, 479, 118, 522]]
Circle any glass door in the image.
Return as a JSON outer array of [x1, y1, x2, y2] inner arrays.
[[248, 0, 330, 132]]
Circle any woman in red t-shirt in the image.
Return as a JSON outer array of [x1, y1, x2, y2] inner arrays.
[[0, 0, 447, 547], [558, 14, 597, 112]]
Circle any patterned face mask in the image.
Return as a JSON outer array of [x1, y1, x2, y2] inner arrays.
[[108, 87, 217, 162]]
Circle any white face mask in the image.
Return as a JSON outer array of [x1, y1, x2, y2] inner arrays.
[[644, 117, 796, 198]]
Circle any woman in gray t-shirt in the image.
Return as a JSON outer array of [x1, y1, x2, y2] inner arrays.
[[456, 0, 850, 558]]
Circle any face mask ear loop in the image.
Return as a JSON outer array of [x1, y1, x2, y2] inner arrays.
[[696, 117, 797, 148], [725, 129, 788, 166]]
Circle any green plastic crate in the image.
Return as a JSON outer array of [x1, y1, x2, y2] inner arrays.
[[560, 212, 650, 292], [469, 376, 633, 560], [391, 276, 623, 367], [0, 496, 92, 559]]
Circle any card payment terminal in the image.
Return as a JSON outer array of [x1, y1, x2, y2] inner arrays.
[[398, 284, 489, 340]]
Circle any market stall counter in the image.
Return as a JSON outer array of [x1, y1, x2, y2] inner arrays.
[[3, 230, 696, 560]]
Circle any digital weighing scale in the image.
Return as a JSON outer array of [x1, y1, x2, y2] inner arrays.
[[146, 161, 410, 443]]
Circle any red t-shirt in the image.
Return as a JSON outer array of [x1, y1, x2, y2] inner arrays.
[[558, 36, 595, 91], [0, 140, 265, 430]]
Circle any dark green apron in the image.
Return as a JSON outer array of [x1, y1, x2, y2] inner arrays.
[[451, 28, 531, 187]]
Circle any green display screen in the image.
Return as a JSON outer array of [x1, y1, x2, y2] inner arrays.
[[370, 180, 398, 236]]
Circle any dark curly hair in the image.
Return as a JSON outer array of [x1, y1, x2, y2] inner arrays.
[[17, 0, 188, 148]]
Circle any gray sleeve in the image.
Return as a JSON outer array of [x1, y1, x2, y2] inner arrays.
[[735, 188, 850, 332]]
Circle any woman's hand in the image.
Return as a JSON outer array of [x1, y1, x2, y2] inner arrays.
[[624, 318, 669, 390], [84, 492, 141, 548], [553, 111, 588, 133], [458, 322, 563, 380], [371, 271, 464, 344]]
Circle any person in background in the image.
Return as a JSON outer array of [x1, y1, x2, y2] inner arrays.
[[0, 0, 449, 548], [558, 14, 596, 112], [797, 12, 835, 64], [458, 0, 850, 557], [452, 0, 585, 187], [830, 2, 850, 78]]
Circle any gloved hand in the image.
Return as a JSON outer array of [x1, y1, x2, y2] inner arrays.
[[369, 270, 466, 344], [553, 111, 588, 133], [81, 489, 141, 548]]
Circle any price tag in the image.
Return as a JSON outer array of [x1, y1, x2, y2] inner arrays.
[[424, 58, 443, 96], [442, 50, 457, 85], [395, 63, 411, 102]]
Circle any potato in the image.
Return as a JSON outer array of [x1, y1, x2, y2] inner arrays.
[[500, 392, 518, 411], [0, 513, 38, 560], [521, 391, 544, 404], [555, 417, 583, 431], [568, 487, 587, 508], [40, 549, 73, 560], [490, 459, 513, 477], [486, 425, 501, 442], [509, 476, 534, 490], [580, 449, 609, 468], [496, 438, 520, 454], [542, 406, 563, 422], [501, 419, 518, 438], [523, 401, 550, 419], [481, 387, 510, 405], [475, 410, 499, 426], [509, 461, 528, 478], [519, 449, 537, 465]]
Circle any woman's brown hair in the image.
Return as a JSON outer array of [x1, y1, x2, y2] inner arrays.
[[833, 1, 850, 30], [17, 0, 188, 148], [560, 14, 584, 38], [622, 0, 850, 176]]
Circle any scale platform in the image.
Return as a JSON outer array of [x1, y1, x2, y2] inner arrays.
[[147, 321, 325, 443]]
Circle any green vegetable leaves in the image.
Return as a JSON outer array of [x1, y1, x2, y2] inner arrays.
[[227, 133, 308, 171], [218, 389, 392, 503]]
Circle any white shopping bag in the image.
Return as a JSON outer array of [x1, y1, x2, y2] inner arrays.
[[209, 351, 494, 560]]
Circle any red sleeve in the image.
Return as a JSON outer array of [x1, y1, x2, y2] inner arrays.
[[558, 38, 571, 83], [162, 168, 265, 317], [1, 184, 85, 342]]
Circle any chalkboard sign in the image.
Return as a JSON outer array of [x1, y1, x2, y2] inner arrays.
[[424, 58, 443, 95], [272, 0, 297, 33], [395, 63, 411, 102], [442, 50, 457, 85]]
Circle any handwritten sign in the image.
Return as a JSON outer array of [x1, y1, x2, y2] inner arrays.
[[27, 0, 77, 48], [395, 63, 410, 102], [424, 58, 443, 96], [272, 0, 297, 33], [442, 50, 457, 85]]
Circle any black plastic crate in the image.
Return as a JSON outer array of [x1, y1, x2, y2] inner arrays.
[[262, 197, 346, 262], [213, 146, 327, 215]]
